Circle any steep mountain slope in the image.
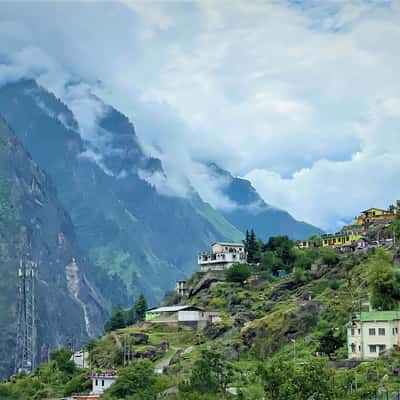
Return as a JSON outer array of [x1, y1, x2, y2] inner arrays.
[[0, 79, 242, 305], [206, 163, 321, 240], [0, 116, 107, 380]]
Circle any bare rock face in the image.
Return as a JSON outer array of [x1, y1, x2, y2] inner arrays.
[[0, 117, 107, 380], [128, 332, 149, 345], [0, 79, 243, 307]]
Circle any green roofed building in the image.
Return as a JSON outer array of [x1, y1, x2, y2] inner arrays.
[[347, 310, 400, 360]]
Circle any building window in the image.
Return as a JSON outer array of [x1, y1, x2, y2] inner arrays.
[[95, 379, 98, 386], [102, 380, 105, 387], [351, 328, 355, 336], [358, 345, 361, 352], [379, 345, 386, 353], [358, 329, 361, 335], [378, 328, 385, 336], [351, 343, 356, 353], [369, 345, 377, 353], [369, 328, 376, 336]]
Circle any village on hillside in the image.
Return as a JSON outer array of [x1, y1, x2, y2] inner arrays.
[[64, 204, 400, 399]]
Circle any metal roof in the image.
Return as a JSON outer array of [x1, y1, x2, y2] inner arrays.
[[146, 305, 202, 313], [212, 242, 244, 247], [359, 311, 400, 322]]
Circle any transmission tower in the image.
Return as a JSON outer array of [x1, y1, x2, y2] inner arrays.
[[123, 335, 132, 366], [15, 259, 37, 374]]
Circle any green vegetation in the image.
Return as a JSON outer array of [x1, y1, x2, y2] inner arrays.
[[390, 200, 400, 240], [2, 233, 400, 399], [225, 263, 251, 285], [367, 248, 400, 310], [0, 349, 91, 400], [105, 294, 148, 332]]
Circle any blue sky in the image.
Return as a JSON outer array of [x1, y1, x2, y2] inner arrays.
[[0, 0, 399, 230]]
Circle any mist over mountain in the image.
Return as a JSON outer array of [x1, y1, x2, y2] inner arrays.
[[206, 163, 321, 240], [0, 79, 243, 306], [0, 115, 107, 380]]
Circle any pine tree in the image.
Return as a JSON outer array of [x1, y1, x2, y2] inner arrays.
[[134, 294, 147, 322], [247, 229, 259, 264], [105, 305, 126, 332], [244, 230, 250, 252]]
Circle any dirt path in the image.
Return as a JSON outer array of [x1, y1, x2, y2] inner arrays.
[[155, 345, 194, 372]]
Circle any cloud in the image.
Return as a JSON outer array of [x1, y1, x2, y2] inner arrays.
[[246, 95, 400, 230], [0, 0, 399, 229]]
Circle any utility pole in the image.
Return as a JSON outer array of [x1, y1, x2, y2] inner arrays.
[[123, 335, 131, 366], [15, 258, 37, 374]]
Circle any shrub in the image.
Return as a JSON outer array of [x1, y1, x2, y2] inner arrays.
[[225, 263, 251, 285]]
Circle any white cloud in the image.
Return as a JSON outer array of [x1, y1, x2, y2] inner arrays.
[[0, 0, 399, 230]]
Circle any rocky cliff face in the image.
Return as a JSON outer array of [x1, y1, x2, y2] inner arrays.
[[206, 163, 321, 240], [0, 79, 242, 306], [0, 116, 107, 380]]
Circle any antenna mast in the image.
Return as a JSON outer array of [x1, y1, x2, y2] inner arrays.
[[15, 258, 37, 374]]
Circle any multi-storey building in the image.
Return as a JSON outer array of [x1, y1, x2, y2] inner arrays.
[[354, 207, 396, 226], [347, 311, 400, 360], [321, 231, 361, 248], [198, 242, 247, 272], [175, 280, 188, 298]]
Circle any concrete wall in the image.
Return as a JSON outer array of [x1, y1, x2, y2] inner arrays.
[[178, 310, 207, 321], [92, 377, 116, 395]]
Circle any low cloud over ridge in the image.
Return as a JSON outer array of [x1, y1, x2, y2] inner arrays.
[[0, 0, 399, 230]]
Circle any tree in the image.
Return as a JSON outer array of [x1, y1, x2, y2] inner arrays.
[[63, 371, 91, 396], [203, 349, 234, 393], [367, 249, 400, 310], [258, 358, 337, 400], [308, 234, 322, 246], [260, 251, 284, 274], [184, 358, 218, 394], [245, 229, 260, 264], [104, 305, 126, 332], [50, 349, 75, 374], [225, 263, 251, 285], [102, 361, 156, 399], [265, 236, 295, 271], [134, 294, 147, 322], [319, 248, 338, 267], [293, 248, 318, 271], [391, 200, 400, 243], [317, 330, 344, 356], [182, 349, 233, 395]]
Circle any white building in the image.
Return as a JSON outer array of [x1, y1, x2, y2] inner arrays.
[[198, 242, 247, 272], [71, 350, 88, 369], [91, 372, 118, 395], [348, 311, 400, 360], [176, 280, 188, 298], [145, 305, 220, 329]]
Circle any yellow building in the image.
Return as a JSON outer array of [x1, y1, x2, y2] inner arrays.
[[321, 231, 361, 248], [354, 207, 395, 226]]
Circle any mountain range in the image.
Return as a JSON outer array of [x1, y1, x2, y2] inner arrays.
[[0, 116, 107, 379], [0, 78, 319, 379]]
